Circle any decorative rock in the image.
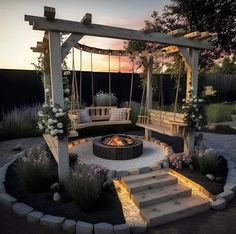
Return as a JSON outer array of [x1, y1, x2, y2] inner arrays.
[[63, 219, 76, 233], [27, 211, 44, 223], [12, 143, 23, 151], [162, 161, 170, 169], [116, 171, 129, 178], [12, 203, 34, 216], [128, 168, 139, 175], [0, 192, 17, 208], [224, 183, 236, 193], [206, 174, 215, 181], [129, 223, 147, 234], [94, 223, 114, 234], [150, 164, 161, 171], [113, 223, 130, 234], [103, 177, 114, 189], [139, 167, 151, 174], [76, 221, 93, 234], [53, 192, 61, 202], [189, 164, 194, 171], [217, 190, 235, 202], [50, 182, 60, 192], [210, 198, 227, 210], [40, 215, 65, 230], [108, 170, 116, 179]]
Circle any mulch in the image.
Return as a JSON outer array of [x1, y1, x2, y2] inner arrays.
[[4, 161, 125, 225]]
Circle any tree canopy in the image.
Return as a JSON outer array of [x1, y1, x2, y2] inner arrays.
[[126, 0, 236, 72]]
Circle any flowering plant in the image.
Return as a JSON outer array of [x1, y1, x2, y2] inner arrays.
[[182, 89, 207, 130], [168, 152, 192, 169], [37, 103, 70, 138], [90, 164, 108, 178]]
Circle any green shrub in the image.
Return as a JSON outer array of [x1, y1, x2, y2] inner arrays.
[[15, 147, 57, 192], [0, 104, 40, 140], [206, 103, 234, 123], [94, 91, 117, 106], [193, 148, 219, 175], [65, 164, 106, 210]]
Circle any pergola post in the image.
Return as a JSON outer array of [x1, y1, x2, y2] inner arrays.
[[145, 56, 153, 140], [183, 49, 199, 155], [48, 31, 69, 182]]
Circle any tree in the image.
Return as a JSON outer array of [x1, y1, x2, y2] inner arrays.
[[146, 0, 236, 70]]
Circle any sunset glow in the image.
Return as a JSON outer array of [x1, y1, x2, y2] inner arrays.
[[0, 0, 169, 72]]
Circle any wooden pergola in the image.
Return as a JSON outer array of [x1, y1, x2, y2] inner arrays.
[[25, 6, 212, 182]]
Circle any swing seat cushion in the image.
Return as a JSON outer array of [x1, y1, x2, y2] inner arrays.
[[78, 109, 92, 123], [110, 108, 127, 121]]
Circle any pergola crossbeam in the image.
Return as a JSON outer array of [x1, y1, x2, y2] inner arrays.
[[25, 15, 212, 50]]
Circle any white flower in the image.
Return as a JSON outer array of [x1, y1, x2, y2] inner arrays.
[[64, 89, 70, 94], [193, 104, 197, 108], [55, 113, 60, 118], [54, 129, 59, 134], [54, 119, 58, 123], [52, 108, 57, 113], [59, 130, 64, 134], [48, 119, 54, 124], [59, 108, 63, 113], [199, 115, 202, 119], [50, 130, 55, 136], [182, 99, 186, 102], [42, 103, 48, 108], [191, 114, 195, 118], [38, 124, 43, 130], [49, 125, 54, 130], [195, 108, 198, 112], [64, 97, 70, 102], [57, 123, 63, 128], [190, 86, 194, 91], [45, 88, 50, 93]]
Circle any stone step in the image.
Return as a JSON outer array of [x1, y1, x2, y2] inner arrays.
[[132, 184, 192, 208], [140, 195, 210, 227], [127, 175, 178, 193], [122, 170, 168, 184]]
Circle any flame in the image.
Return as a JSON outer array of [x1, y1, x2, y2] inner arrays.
[[104, 135, 134, 146]]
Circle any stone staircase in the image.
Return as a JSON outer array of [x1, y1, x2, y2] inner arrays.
[[121, 170, 210, 227]]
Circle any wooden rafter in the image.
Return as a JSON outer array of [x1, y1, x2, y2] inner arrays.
[[25, 15, 212, 50]]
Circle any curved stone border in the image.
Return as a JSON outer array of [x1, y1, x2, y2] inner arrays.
[[4, 137, 234, 232]]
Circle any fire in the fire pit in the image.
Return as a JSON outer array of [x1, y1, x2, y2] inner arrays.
[[93, 134, 143, 160], [103, 135, 134, 146]]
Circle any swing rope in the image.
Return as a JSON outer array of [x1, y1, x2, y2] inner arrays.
[[108, 50, 111, 106], [173, 56, 183, 121], [79, 48, 82, 107], [91, 50, 95, 106], [70, 47, 79, 113], [128, 59, 134, 108]]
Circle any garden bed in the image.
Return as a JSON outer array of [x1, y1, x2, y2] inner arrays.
[[173, 168, 225, 195], [4, 161, 125, 225], [172, 155, 228, 195]]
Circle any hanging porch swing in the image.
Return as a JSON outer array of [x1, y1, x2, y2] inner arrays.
[[68, 47, 133, 130], [136, 52, 187, 137]]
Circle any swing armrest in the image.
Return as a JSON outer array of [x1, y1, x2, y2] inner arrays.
[[68, 113, 79, 120], [166, 120, 187, 126]]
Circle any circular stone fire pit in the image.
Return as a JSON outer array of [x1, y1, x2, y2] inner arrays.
[[93, 134, 143, 160]]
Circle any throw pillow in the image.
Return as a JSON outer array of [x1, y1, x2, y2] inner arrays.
[[110, 108, 126, 121], [79, 109, 91, 123]]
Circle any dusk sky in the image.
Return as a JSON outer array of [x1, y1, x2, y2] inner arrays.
[[0, 0, 170, 72]]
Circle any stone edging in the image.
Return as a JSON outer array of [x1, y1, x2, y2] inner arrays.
[[2, 138, 234, 232], [0, 138, 171, 234]]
